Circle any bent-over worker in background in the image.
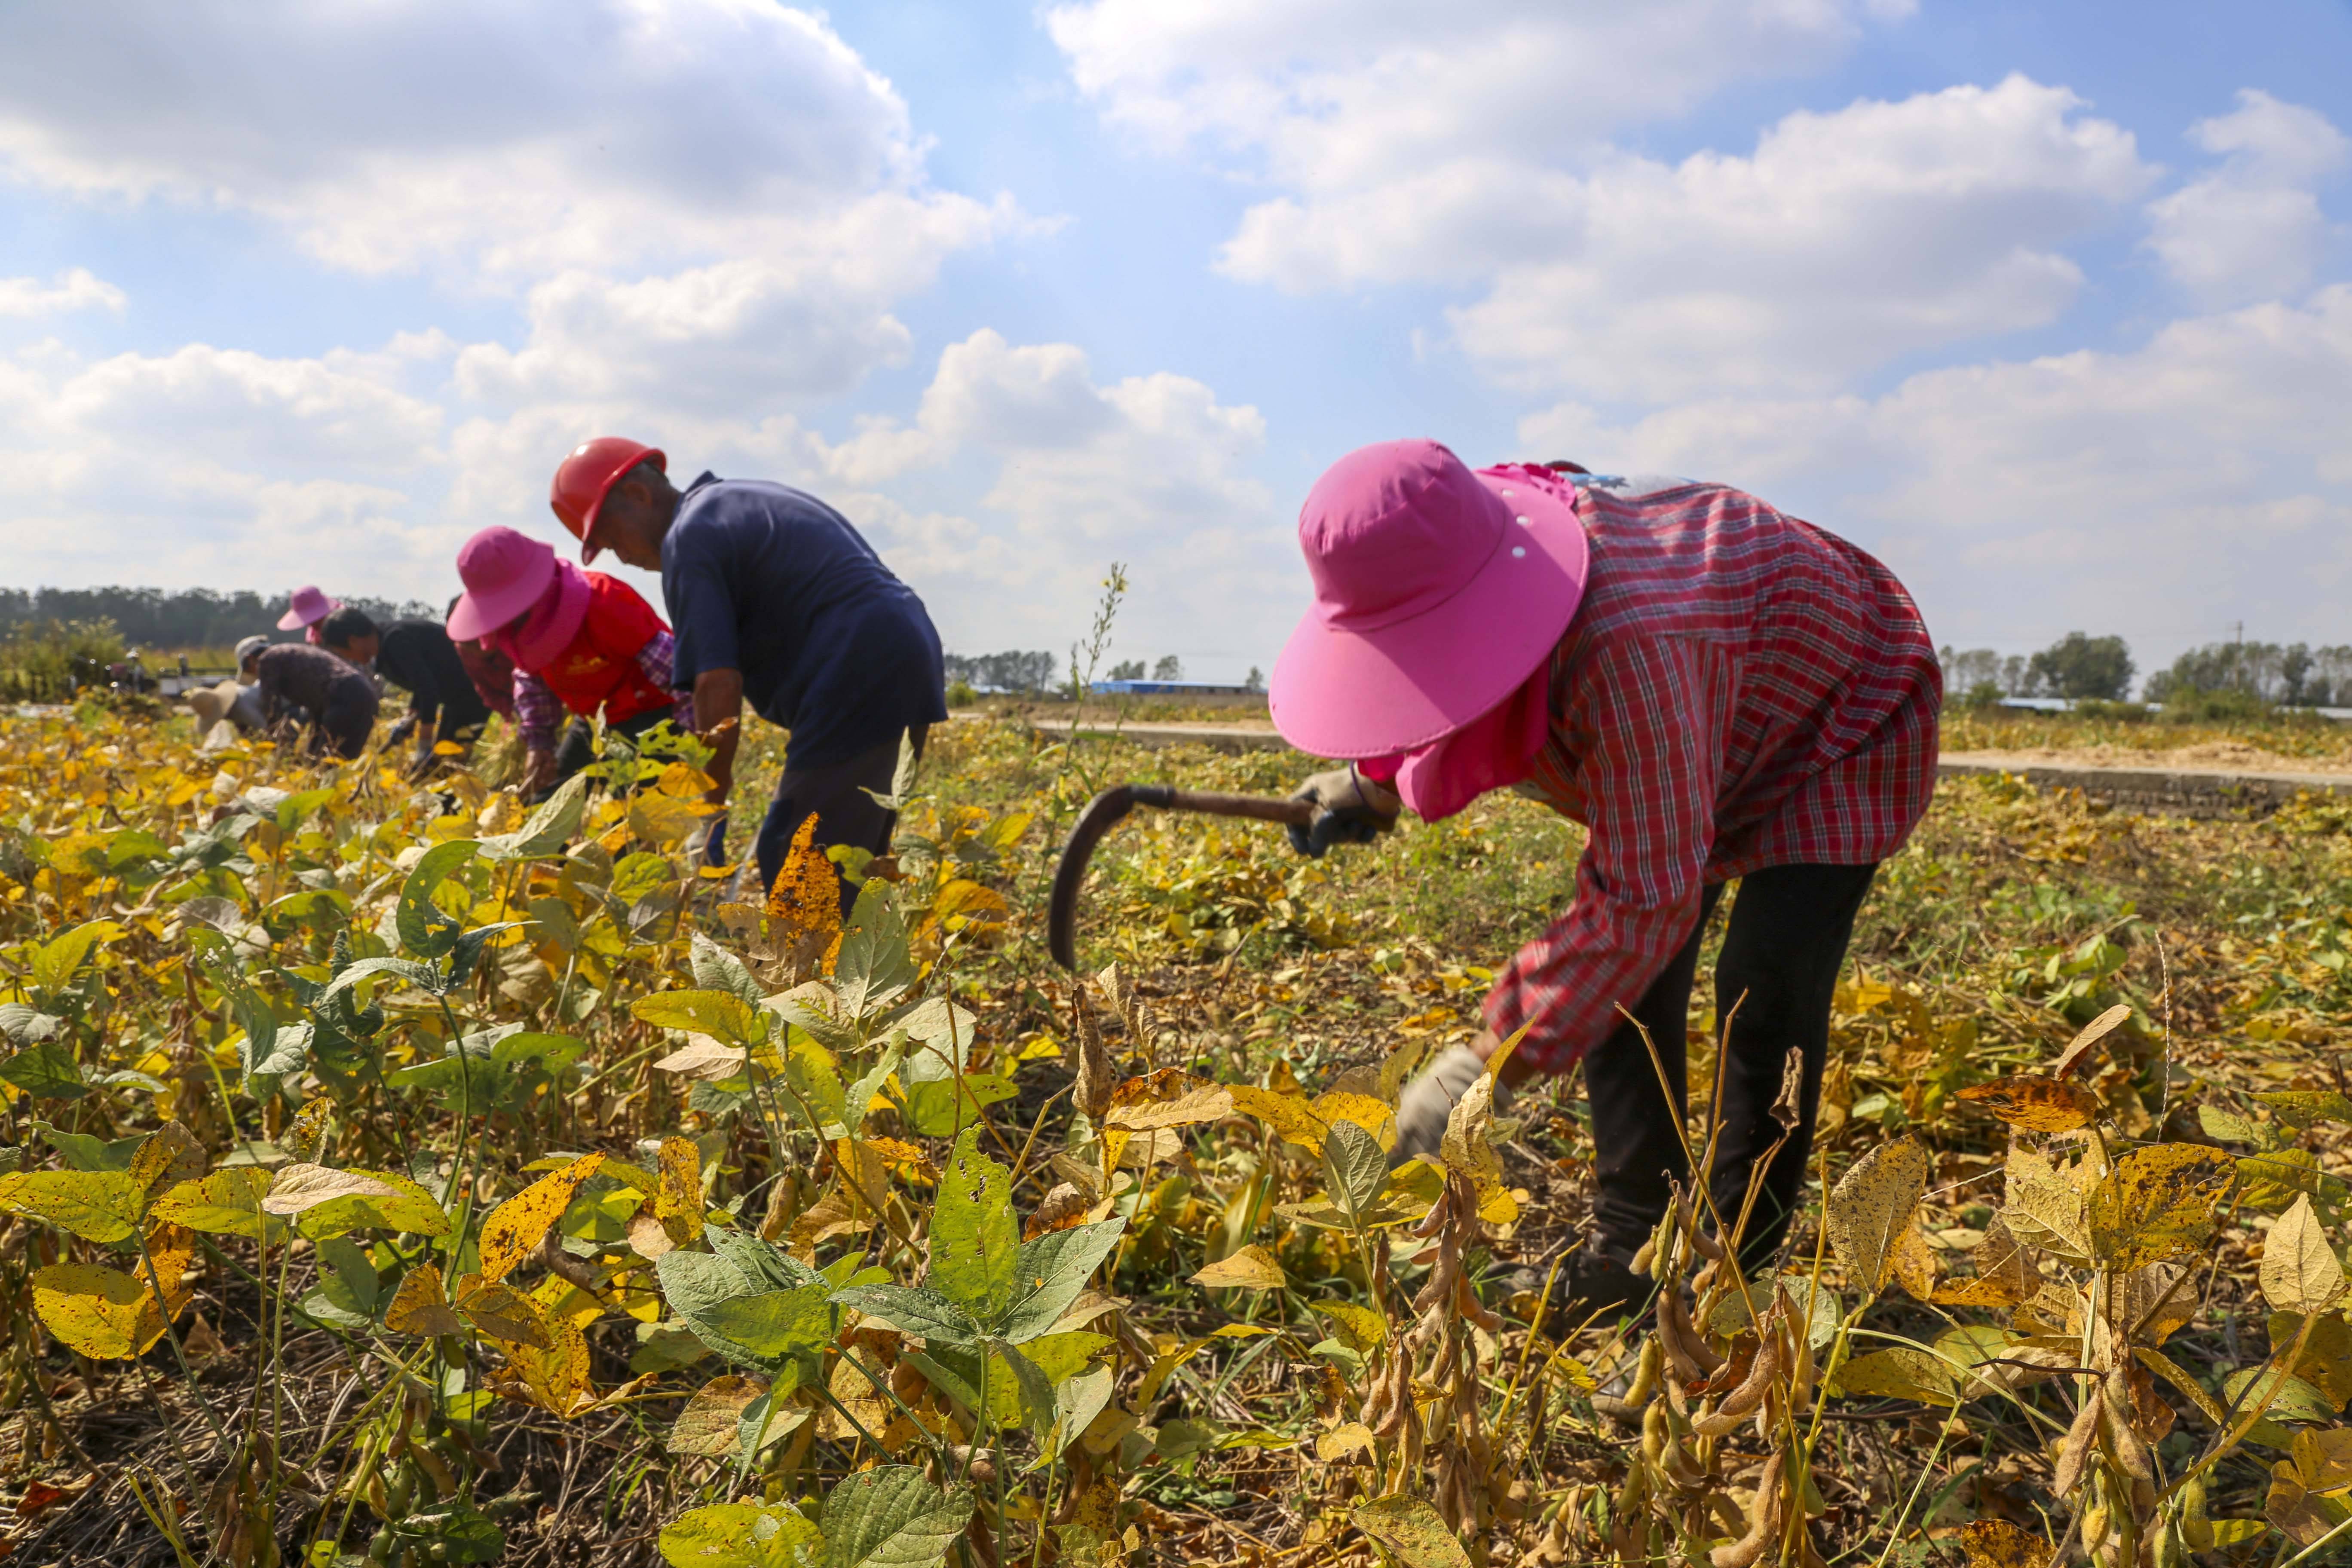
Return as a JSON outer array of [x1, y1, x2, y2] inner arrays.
[[548, 438, 946, 911], [1270, 441, 1940, 1321], [242, 628, 381, 760], [330, 609, 494, 779], [445, 525, 692, 800]]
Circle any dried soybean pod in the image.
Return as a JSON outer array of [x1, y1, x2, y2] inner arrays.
[[1711, 1447, 1788, 1568], [2052, 1380, 2104, 1496]]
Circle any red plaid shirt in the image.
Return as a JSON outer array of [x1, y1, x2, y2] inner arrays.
[[1481, 466, 1941, 1074]]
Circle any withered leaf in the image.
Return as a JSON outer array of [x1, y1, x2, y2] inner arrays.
[[1825, 1137, 1930, 1292], [2086, 1143, 2236, 1272], [1957, 1075, 2101, 1132]]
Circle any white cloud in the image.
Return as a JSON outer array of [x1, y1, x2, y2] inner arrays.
[[799, 330, 1290, 662], [1519, 285, 2352, 658], [0, 337, 454, 589], [1047, 0, 1911, 181], [2146, 90, 2348, 306], [0, 0, 1001, 285], [0, 267, 123, 318]]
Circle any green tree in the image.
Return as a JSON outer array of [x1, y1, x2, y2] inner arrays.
[[2025, 632, 2135, 701]]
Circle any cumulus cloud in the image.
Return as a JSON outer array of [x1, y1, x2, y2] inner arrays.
[[800, 330, 1291, 660], [1048, 0, 1913, 179], [2145, 90, 2348, 306], [1519, 285, 2352, 655], [0, 336, 452, 588], [0, 0, 1004, 285], [0, 267, 123, 318]]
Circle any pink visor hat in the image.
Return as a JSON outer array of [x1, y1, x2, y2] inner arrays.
[[445, 527, 558, 643], [276, 585, 340, 631], [1269, 439, 1589, 760]]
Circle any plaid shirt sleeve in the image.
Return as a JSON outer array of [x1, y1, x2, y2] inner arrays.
[[635, 631, 696, 731], [513, 669, 561, 751], [1484, 635, 1733, 1074]]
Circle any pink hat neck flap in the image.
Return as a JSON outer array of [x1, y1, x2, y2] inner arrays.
[[1270, 440, 1589, 760]]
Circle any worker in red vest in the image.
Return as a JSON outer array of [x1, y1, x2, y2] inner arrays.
[[446, 526, 692, 797]]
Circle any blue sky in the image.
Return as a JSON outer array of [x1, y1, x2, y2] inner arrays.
[[1, 0, 2347, 687]]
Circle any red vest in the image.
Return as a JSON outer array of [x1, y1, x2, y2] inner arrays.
[[533, 573, 672, 725]]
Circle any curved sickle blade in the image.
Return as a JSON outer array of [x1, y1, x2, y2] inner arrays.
[[1047, 785, 1140, 971]]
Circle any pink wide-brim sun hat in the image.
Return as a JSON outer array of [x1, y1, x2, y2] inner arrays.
[[1269, 439, 1589, 760], [276, 585, 339, 631], [445, 527, 558, 642]]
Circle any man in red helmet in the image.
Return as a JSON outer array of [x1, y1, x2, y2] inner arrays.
[[549, 438, 945, 909]]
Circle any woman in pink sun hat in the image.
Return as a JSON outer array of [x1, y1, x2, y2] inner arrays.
[[277, 585, 342, 646], [1270, 439, 1941, 1320], [447, 526, 692, 800]]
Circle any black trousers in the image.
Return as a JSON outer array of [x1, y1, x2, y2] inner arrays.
[[314, 675, 380, 760], [1581, 861, 1878, 1269], [755, 729, 925, 917]]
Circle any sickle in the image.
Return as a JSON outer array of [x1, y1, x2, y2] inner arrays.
[[1046, 784, 1317, 971]]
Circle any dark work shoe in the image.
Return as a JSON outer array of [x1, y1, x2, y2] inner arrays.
[[1540, 1243, 1653, 1335]]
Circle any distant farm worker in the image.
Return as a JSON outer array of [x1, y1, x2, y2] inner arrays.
[[1272, 441, 1939, 1318], [329, 608, 494, 779], [445, 595, 518, 721], [240, 628, 381, 760], [445, 524, 692, 799], [548, 438, 945, 908], [278, 585, 342, 647]]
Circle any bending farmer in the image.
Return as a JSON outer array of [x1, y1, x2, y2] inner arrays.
[[1270, 441, 1940, 1320], [446, 525, 692, 799], [241, 631, 380, 759], [548, 438, 945, 910], [349, 612, 496, 779]]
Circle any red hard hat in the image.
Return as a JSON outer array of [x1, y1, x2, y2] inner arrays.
[[549, 437, 665, 564]]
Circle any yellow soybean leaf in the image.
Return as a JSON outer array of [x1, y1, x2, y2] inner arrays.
[[1956, 1075, 2101, 1132], [2263, 1195, 2348, 1314], [384, 1263, 466, 1337], [670, 1374, 769, 1457], [1957, 1518, 2053, 1568], [1892, 1225, 1940, 1302], [1103, 1071, 1236, 1132], [0, 1169, 143, 1242], [1354, 1494, 1470, 1568], [1317, 1423, 1375, 1462], [1190, 1245, 1287, 1291], [2086, 1143, 2236, 1272], [1229, 1085, 1332, 1155], [151, 1168, 284, 1240], [1312, 1300, 1389, 1353], [505, 1306, 593, 1416], [456, 1273, 552, 1349], [261, 1164, 399, 1216], [1825, 1138, 1930, 1292], [766, 815, 842, 973], [292, 1168, 451, 1240], [477, 1152, 606, 1284], [127, 1122, 207, 1204], [32, 1262, 159, 1359], [655, 1136, 702, 1245], [1829, 1345, 1958, 1406]]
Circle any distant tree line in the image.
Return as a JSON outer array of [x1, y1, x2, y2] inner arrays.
[[0, 586, 441, 656], [942, 650, 1057, 695], [1940, 633, 2352, 707]]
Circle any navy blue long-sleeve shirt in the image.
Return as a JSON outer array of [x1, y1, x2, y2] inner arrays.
[[660, 474, 945, 771]]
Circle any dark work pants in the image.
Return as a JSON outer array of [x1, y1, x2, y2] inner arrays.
[[1581, 862, 1878, 1270], [314, 676, 380, 760], [755, 729, 925, 917]]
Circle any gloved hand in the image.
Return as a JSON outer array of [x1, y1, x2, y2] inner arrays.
[[690, 818, 728, 868], [1286, 765, 1401, 858], [1391, 1043, 1512, 1167]]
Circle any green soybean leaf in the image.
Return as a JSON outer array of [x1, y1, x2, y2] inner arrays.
[[830, 1283, 983, 1349], [481, 775, 587, 862], [397, 839, 481, 959], [929, 1129, 1017, 1323], [633, 990, 769, 1048], [1000, 1219, 1128, 1345], [821, 1465, 973, 1568], [0, 1042, 86, 1101], [659, 1500, 821, 1568]]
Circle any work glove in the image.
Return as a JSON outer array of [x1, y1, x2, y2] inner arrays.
[[686, 817, 728, 869], [1391, 1043, 1512, 1167], [1286, 765, 1400, 858]]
